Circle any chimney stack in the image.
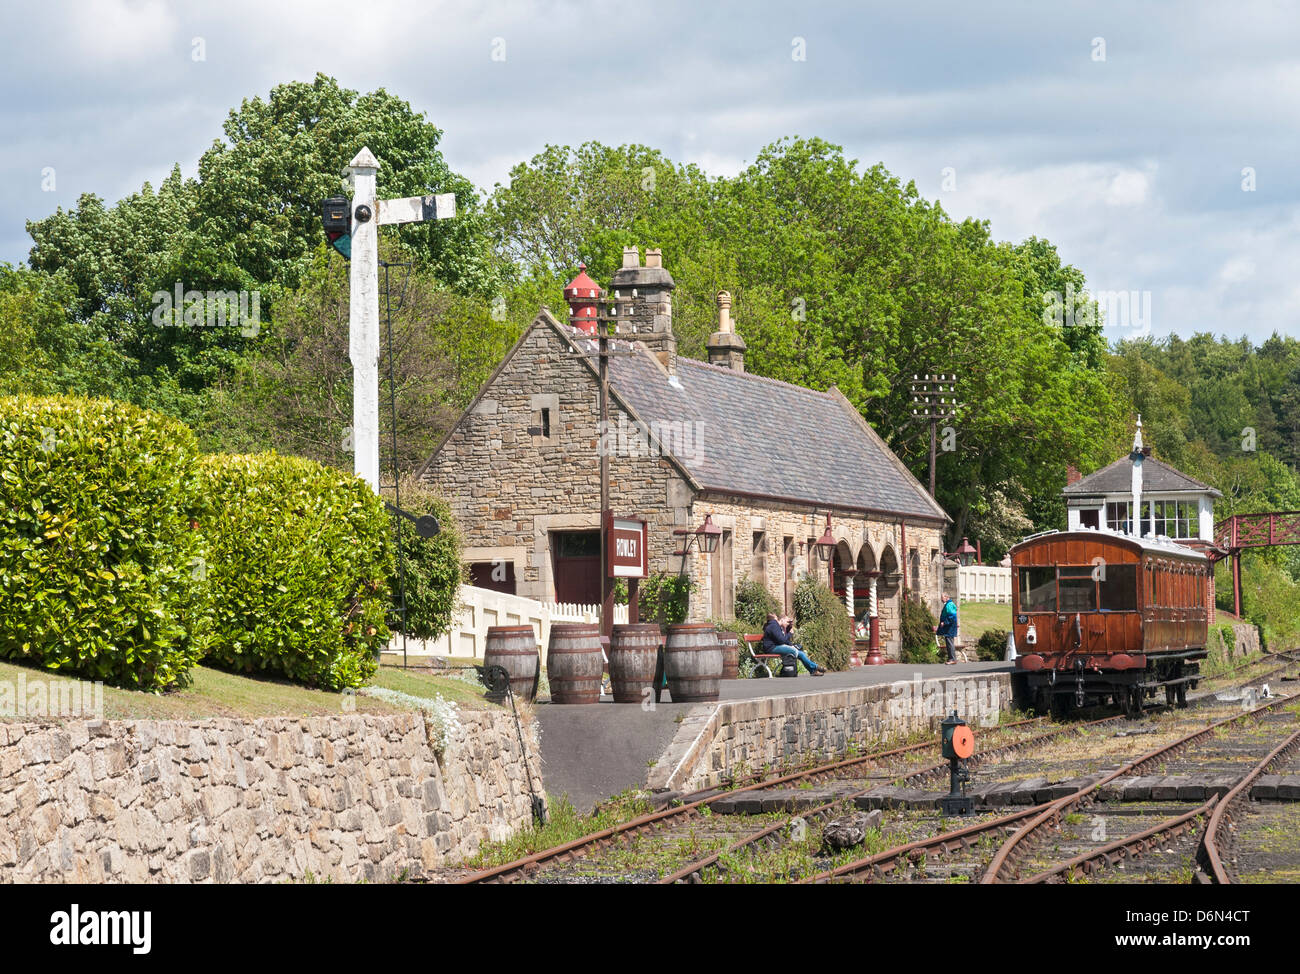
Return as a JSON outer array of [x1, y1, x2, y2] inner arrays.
[[610, 245, 677, 374], [707, 290, 747, 372], [562, 263, 601, 335], [1066, 463, 1082, 486]]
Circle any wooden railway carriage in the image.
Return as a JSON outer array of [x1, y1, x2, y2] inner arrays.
[[1009, 529, 1210, 718]]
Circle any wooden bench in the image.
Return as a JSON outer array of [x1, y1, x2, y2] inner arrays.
[[741, 634, 789, 678]]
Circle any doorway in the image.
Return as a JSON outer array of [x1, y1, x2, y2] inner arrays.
[[551, 530, 601, 604]]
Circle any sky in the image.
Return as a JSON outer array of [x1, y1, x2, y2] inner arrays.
[[3, 0, 1298, 344]]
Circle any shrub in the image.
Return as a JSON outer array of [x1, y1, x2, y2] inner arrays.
[[391, 479, 464, 640], [900, 596, 940, 664], [640, 571, 694, 625], [976, 629, 1009, 662], [198, 453, 393, 689], [705, 616, 748, 673], [734, 575, 780, 631], [0, 395, 210, 690], [792, 576, 852, 671]]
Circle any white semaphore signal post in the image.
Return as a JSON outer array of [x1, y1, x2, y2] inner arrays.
[[344, 147, 456, 493]]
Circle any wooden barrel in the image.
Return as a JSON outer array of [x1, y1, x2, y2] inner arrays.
[[609, 624, 662, 703], [716, 631, 740, 680], [664, 623, 723, 702], [484, 625, 540, 702], [546, 623, 604, 704]]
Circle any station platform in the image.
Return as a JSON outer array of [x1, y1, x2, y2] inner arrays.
[[533, 660, 1014, 813]]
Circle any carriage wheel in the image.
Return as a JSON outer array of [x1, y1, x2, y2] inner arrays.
[[1165, 684, 1177, 707], [1123, 687, 1143, 719], [1175, 682, 1188, 709], [1049, 694, 1073, 720]]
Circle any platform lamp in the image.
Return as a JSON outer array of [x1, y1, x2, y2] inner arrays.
[[947, 536, 978, 567], [813, 514, 836, 561], [673, 513, 722, 556]]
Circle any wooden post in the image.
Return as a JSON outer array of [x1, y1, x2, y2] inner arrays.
[[1232, 550, 1242, 618], [346, 148, 456, 493], [599, 332, 613, 639], [346, 149, 381, 491]]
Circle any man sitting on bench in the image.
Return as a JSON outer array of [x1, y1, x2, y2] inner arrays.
[[761, 613, 826, 676]]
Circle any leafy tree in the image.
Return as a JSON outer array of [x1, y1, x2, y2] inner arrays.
[[23, 74, 498, 431], [488, 137, 1122, 552], [208, 245, 519, 473]]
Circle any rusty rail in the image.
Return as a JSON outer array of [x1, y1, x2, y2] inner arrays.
[[1200, 724, 1300, 883], [455, 717, 1045, 884], [980, 692, 1298, 884]]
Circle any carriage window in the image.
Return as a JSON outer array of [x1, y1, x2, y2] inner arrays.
[[1098, 564, 1137, 611], [1058, 566, 1097, 612], [1019, 567, 1056, 611]]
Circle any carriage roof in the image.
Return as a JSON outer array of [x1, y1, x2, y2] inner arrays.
[[1009, 527, 1209, 562]]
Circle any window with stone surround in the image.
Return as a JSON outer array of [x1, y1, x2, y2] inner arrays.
[[529, 393, 559, 447], [752, 531, 767, 589]]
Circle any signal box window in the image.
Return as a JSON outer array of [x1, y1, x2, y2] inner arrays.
[[1019, 567, 1056, 611], [1105, 501, 1132, 533]]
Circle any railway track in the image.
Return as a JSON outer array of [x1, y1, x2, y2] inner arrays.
[[804, 690, 1300, 884], [1016, 713, 1300, 883], [455, 715, 1052, 884], [456, 652, 1298, 885], [662, 656, 1298, 884]]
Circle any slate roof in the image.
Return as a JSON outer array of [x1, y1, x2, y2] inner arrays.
[[579, 329, 947, 521], [1062, 455, 1223, 498]]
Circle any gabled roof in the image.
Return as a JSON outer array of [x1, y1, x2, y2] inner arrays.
[[1063, 455, 1223, 499], [420, 310, 948, 523], [590, 332, 947, 523]]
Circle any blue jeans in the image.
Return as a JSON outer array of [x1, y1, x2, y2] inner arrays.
[[772, 644, 818, 673]]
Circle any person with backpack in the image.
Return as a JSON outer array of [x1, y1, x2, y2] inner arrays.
[[936, 596, 959, 665], [761, 613, 826, 676]]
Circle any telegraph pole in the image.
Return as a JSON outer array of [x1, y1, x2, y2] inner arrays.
[[910, 373, 959, 497]]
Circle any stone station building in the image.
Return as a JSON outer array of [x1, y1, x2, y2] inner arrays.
[[417, 247, 949, 655]]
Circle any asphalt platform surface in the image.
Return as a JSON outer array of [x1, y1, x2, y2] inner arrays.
[[534, 660, 1013, 812]]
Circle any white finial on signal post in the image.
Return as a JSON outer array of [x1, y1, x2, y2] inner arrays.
[[347, 147, 381, 491]]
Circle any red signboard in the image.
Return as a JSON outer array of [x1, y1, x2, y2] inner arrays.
[[605, 513, 648, 578]]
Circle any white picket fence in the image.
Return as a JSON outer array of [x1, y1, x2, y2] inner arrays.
[[385, 586, 628, 659], [958, 565, 1012, 604]]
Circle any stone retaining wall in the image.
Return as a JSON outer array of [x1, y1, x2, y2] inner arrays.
[[0, 708, 542, 883], [647, 672, 1014, 793]]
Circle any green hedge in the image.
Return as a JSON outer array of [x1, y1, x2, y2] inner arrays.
[[976, 628, 1008, 662], [792, 576, 852, 671], [641, 571, 695, 625], [734, 575, 780, 632], [391, 479, 463, 640], [900, 596, 940, 664], [0, 395, 209, 689], [198, 453, 392, 689]]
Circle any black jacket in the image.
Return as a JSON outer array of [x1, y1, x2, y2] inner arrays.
[[761, 619, 794, 651]]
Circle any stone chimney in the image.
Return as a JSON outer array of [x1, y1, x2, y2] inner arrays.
[[610, 245, 677, 373], [707, 290, 746, 372]]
